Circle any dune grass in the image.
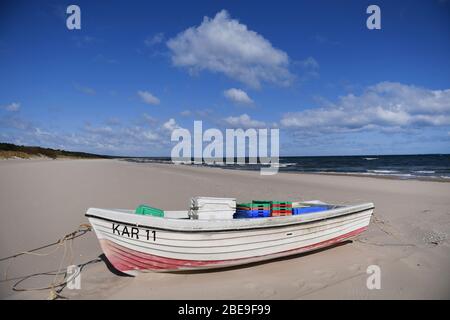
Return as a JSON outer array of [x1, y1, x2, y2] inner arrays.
[[0, 143, 110, 159]]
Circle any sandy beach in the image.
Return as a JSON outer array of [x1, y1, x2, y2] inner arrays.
[[0, 159, 449, 299]]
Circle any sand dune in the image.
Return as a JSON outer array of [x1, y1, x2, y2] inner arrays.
[[1, 159, 449, 299]]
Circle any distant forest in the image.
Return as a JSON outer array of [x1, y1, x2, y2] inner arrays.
[[0, 142, 111, 159]]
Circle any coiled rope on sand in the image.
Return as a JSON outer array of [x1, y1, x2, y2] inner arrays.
[[0, 223, 101, 300]]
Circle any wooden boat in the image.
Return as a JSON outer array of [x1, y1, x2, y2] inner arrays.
[[86, 201, 374, 275]]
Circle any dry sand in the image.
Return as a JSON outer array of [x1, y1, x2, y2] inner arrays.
[[0, 159, 449, 299]]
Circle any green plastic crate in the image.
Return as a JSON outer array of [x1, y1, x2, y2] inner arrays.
[[135, 205, 164, 217], [271, 201, 292, 205], [253, 200, 292, 211], [252, 200, 272, 205], [237, 202, 271, 209], [237, 202, 253, 207]]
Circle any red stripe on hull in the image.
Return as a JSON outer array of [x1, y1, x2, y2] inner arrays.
[[99, 226, 367, 274]]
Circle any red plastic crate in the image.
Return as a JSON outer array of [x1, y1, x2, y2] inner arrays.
[[271, 210, 292, 217], [271, 211, 292, 217], [272, 205, 292, 210]]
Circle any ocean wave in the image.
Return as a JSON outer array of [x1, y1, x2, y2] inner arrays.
[[413, 170, 435, 174], [273, 163, 296, 168], [316, 171, 415, 178], [363, 157, 378, 160], [367, 170, 399, 174], [362, 172, 415, 179]]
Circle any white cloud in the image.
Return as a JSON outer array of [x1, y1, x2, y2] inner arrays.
[[142, 130, 160, 141], [280, 82, 450, 133], [0, 113, 172, 155], [145, 33, 164, 46], [297, 57, 319, 69], [180, 110, 192, 116], [80, 124, 164, 152], [223, 114, 266, 128], [162, 118, 179, 132], [3, 102, 20, 112], [224, 88, 253, 105], [143, 113, 158, 124], [167, 10, 293, 88], [295, 57, 320, 81], [138, 90, 160, 105], [85, 125, 113, 135]]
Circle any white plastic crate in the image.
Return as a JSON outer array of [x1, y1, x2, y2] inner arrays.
[[190, 211, 235, 220], [190, 197, 236, 220], [191, 197, 236, 210]]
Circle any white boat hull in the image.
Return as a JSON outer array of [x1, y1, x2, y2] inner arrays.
[[86, 203, 373, 275]]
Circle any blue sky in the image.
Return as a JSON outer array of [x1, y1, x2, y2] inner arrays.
[[1, 0, 449, 156]]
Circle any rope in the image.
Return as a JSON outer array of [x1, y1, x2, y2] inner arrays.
[[0, 223, 91, 262], [0, 223, 96, 300], [327, 200, 416, 248], [11, 257, 101, 299], [355, 211, 416, 247], [356, 238, 415, 247]]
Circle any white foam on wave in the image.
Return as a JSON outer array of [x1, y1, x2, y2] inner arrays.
[[367, 170, 399, 174]]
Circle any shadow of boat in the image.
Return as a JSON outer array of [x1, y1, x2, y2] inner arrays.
[[99, 254, 133, 277]]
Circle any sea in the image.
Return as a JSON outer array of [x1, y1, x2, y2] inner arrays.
[[125, 154, 450, 181]]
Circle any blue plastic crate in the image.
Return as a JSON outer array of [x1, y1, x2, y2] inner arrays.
[[292, 206, 328, 215], [234, 210, 271, 218], [237, 210, 271, 217]]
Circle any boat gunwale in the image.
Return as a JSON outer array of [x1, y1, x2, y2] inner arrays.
[[86, 202, 374, 233]]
